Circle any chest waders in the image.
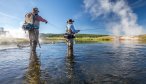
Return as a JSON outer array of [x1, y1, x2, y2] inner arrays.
[[29, 29, 38, 52], [29, 15, 40, 52], [64, 32, 75, 58]]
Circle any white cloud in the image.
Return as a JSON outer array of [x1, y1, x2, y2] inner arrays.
[[83, 0, 145, 36]]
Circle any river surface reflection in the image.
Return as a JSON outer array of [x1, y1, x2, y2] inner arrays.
[[0, 41, 146, 84]]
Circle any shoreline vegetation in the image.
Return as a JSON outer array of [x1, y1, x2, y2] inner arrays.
[[40, 34, 113, 42], [0, 33, 146, 45]]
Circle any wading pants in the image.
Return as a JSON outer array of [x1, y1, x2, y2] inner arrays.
[[28, 29, 39, 51], [66, 38, 73, 49]]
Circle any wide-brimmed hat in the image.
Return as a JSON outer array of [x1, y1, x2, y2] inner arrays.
[[67, 19, 74, 23], [33, 7, 39, 12]]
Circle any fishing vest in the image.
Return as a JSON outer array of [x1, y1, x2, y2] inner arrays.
[[64, 26, 75, 39]]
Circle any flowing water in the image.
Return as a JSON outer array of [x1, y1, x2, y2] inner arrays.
[[0, 41, 146, 84]]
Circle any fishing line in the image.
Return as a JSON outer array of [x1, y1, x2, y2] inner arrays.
[[46, 22, 106, 33], [80, 28, 104, 31], [48, 22, 59, 29]]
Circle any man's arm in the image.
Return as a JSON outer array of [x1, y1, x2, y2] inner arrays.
[[70, 25, 80, 33], [37, 16, 48, 23]]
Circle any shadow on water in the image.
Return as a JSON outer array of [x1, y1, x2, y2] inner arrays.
[[39, 45, 87, 84], [24, 52, 41, 84], [65, 47, 75, 84], [65, 46, 88, 84]]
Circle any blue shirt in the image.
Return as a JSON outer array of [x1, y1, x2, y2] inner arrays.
[[66, 24, 78, 33]]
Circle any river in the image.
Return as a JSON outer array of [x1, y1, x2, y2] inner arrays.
[[0, 41, 146, 84]]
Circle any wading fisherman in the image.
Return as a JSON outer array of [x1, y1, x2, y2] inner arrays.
[[24, 7, 48, 52], [64, 19, 80, 50]]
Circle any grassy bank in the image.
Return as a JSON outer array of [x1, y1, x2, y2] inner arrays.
[[138, 34, 146, 41], [75, 36, 113, 42], [4, 34, 140, 45], [40, 33, 113, 42], [2, 34, 146, 45]]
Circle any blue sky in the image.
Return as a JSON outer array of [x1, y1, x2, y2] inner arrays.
[[0, 0, 146, 34]]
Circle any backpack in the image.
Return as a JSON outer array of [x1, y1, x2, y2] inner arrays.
[[22, 13, 39, 31]]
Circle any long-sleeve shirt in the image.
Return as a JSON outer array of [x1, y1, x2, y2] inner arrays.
[[34, 15, 47, 26], [25, 13, 47, 28], [66, 24, 78, 33]]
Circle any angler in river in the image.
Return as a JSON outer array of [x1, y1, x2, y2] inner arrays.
[[23, 7, 48, 52], [64, 19, 80, 57]]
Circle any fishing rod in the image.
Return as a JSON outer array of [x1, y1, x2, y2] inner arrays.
[[80, 28, 104, 31]]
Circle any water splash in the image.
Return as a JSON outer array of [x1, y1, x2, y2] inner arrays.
[[5, 28, 27, 38]]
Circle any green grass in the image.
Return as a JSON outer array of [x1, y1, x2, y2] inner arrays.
[[3, 33, 146, 45], [138, 34, 146, 41], [40, 33, 113, 42], [4, 33, 146, 45], [75, 36, 113, 42]]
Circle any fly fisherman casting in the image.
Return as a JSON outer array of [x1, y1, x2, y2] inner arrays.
[[23, 7, 48, 52], [64, 19, 80, 57]]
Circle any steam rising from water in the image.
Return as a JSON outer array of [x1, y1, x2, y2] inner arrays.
[[83, 0, 145, 36], [0, 27, 27, 45], [1, 22, 27, 39], [5, 28, 27, 38]]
